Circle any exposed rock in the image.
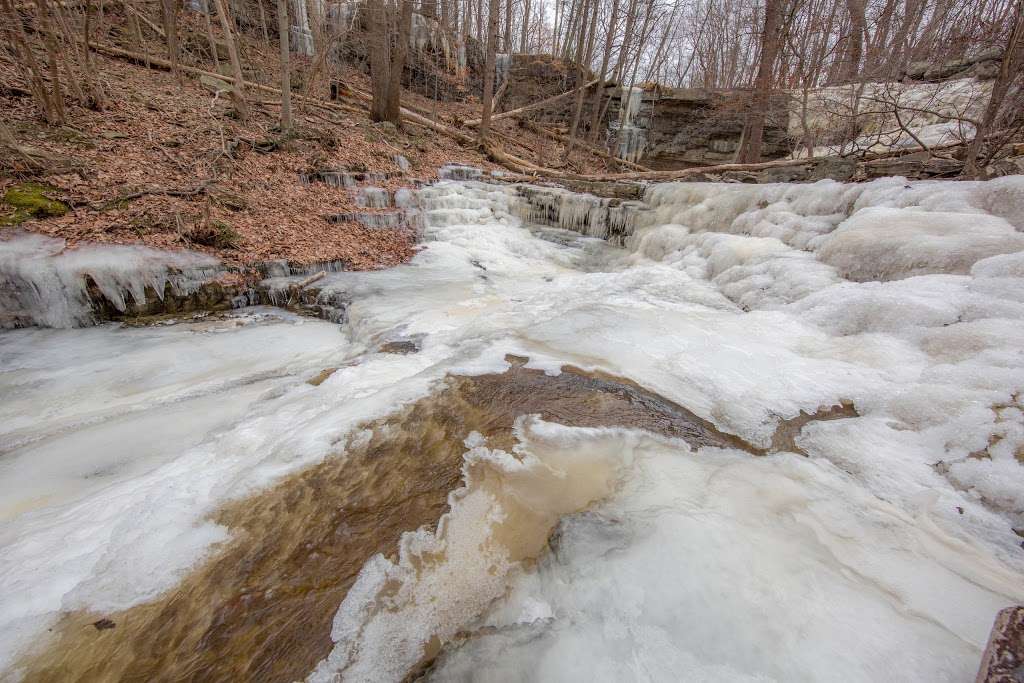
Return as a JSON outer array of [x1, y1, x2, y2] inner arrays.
[[975, 606, 1024, 683], [306, 367, 339, 386], [860, 153, 963, 179]]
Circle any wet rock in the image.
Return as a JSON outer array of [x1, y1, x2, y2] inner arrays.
[[975, 606, 1024, 683], [379, 339, 420, 354], [307, 367, 339, 386]]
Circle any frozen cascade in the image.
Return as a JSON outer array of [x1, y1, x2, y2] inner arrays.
[[438, 164, 483, 181], [0, 233, 224, 328], [2, 176, 1024, 682], [356, 186, 392, 208], [495, 53, 511, 84], [394, 187, 418, 209], [514, 185, 646, 244], [393, 154, 412, 172], [614, 86, 647, 163]]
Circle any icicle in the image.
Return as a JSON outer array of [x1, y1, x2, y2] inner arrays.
[[356, 187, 392, 209], [394, 188, 418, 209], [0, 234, 224, 329], [393, 155, 411, 172], [438, 165, 483, 181]]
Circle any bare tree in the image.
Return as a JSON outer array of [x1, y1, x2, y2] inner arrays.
[[277, 0, 293, 132], [479, 0, 501, 141], [369, 0, 413, 126], [737, 0, 785, 163], [963, 0, 1023, 177], [213, 0, 249, 120]]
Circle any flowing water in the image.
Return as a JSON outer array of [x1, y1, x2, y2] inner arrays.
[[2, 176, 1024, 682]]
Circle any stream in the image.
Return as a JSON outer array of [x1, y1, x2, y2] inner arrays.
[[2, 176, 1024, 681]]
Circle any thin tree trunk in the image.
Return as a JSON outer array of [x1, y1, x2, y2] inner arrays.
[[33, 0, 65, 123], [737, 0, 783, 163], [504, 0, 512, 51], [160, 0, 181, 85], [386, 0, 413, 124], [213, 0, 249, 120], [368, 1, 391, 121], [586, 0, 619, 142], [277, 0, 293, 131], [2, 0, 58, 122], [478, 0, 500, 142], [564, 0, 597, 159], [519, 0, 529, 52], [257, 0, 270, 46], [963, 1, 1023, 177], [203, 0, 221, 72]]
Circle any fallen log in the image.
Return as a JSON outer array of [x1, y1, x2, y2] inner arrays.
[[89, 43, 478, 147], [518, 119, 651, 172], [464, 79, 600, 126]]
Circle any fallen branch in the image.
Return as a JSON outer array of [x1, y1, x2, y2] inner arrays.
[[519, 119, 651, 172], [90, 42, 479, 147], [89, 181, 213, 210], [464, 79, 601, 126]]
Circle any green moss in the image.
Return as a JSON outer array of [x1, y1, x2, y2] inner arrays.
[[189, 219, 241, 249], [1, 183, 68, 226]]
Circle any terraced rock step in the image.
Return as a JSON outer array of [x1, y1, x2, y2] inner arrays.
[[325, 211, 409, 229]]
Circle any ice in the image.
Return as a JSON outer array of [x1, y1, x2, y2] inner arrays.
[[0, 233, 223, 328], [3, 173, 1024, 680], [427, 435, 1024, 683], [817, 208, 1024, 281], [308, 418, 631, 683], [791, 78, 990, 156], [355, 186, 391, 208]]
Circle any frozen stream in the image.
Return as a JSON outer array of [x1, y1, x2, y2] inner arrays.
[[1, 177, 1024, 681]]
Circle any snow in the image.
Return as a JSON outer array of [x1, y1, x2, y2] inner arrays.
[[790, 77, 990, 156], [1, 173, 1023, 680]]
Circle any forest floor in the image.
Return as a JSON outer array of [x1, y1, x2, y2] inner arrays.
[[0, 18, 611, 269]]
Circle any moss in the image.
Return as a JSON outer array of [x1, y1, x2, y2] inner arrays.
[[188, 219, 241, 249], [1, 183, 68, 226]]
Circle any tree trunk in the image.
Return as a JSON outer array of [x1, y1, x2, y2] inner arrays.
[[564, 0, 597, 159], [478, 0, 500, 142], [519, 0, 529, 52], [33, 0, 65, 123], [737, 0, 783, 163], [160, 0, 181, 85], [504, 0, 512, 51], [586, 0, 619, 143], [368, 2, 391, 121], [963, 2, 1023, 178], [277, 0, 293, 131], [203, 0, 221, 72], [213, 0, 249, 120], [840, 0, 865, 82], [387, 0, 412, 124]]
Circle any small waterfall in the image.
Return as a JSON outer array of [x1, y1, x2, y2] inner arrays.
[[614, 86, 648, 163], [495, 53, 512, 84], [438, 165, 483, 181], [0, 233, 224, 329], [289, 0, 317, 56], [356, 187, 392, 209], [513, 186, 645, 244], [394, 188, 418, 209], [393, 155, 412, 172], [327, 212, 407, 229]]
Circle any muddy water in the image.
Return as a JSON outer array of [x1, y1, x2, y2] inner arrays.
[[20, 360, 735, 682]]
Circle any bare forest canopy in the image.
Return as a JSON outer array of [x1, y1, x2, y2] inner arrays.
[[1, 0, 1022, 178]]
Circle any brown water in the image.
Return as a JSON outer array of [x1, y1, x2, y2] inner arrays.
[[20, 359, 750, 683]]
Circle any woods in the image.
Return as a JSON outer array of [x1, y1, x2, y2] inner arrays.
[[2, 0, 1022, 176]]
